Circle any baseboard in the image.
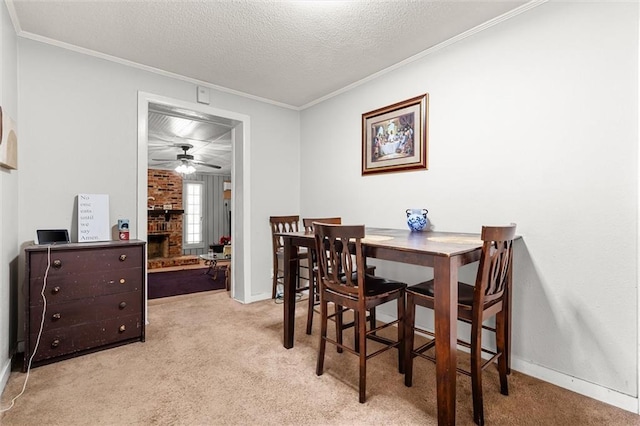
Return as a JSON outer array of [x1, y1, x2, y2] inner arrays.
[[512, 358, 639, 414], [0, 356, 11, 402], [248, 292, 272, 304], [248, 290, 315, 305], [375, 311, 639, 415]]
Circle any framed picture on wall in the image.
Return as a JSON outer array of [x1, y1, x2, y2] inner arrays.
[[361, 94, 428, 175], [0, 107, 18, 170]]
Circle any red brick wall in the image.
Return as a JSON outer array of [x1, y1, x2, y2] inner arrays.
[[148, 169, 183, 257], [148, 169, 183, 210]]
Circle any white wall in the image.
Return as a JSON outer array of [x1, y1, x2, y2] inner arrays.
[[300, 1, 638, 409], [16, 38, 299, 309], [0, 0, 19, 395]]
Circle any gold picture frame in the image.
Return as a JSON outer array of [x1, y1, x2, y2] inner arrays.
[[362, 94, 428, 175], [0, 107, 17, 170]]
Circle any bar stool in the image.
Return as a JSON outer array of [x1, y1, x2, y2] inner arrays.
[[314, 223, 407, 403], [269, 215, 310, 300], [404, 224, 516, 425]]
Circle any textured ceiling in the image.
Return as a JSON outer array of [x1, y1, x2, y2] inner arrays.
[[7, 0, 532, 175], [8, 0, 530, 109]]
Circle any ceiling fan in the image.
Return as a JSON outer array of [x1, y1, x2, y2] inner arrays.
[[151, 143, 221, 173]]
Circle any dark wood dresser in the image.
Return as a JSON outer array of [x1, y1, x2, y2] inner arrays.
[[24, 240, 146, 370]]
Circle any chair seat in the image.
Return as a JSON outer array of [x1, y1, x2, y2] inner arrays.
[[408, 280, 504, 310], [334, 274, 406, 298], [407, 279, 475, 306]]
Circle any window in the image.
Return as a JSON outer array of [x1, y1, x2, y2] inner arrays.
[[184, 181, 204, 247]]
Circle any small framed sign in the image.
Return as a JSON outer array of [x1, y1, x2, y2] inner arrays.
[[78, 194, 110, 242]]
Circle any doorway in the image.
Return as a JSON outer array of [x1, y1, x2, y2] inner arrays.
[[137, 92, 251, 303]]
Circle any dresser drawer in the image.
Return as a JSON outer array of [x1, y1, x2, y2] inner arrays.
[[24, 240, 146, 370], [29, 327, 73, 363], [29, 314, 143, 363], [29, 291, 142, 332], [28, 246, 143, 279], [93, 291, 142, 321], [94, 314, 143, 347], [29, 268, 142, 305], [102, 267, 143, 296]]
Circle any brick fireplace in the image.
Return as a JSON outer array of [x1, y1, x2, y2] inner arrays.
[[147, 169, 199, 269], [147, 234, 170, 258]]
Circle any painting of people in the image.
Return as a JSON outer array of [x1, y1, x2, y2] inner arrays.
[[362, 94, 428, 175]]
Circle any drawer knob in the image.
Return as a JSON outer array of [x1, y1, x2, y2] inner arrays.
[[51, 339, 60, 348], [119, 278, 126, 284], [52, 313, 61, 320], [52, 286, 61, 294], [119, 254, 127, 261], [52, 259, 62, 268], [119, 301, 127, 309], [119, 325, 126, 333]]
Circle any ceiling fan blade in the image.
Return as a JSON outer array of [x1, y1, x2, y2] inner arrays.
[[151, 158, 177, 162], [201, 163, 222, 169], [191, 159, 222, 169]]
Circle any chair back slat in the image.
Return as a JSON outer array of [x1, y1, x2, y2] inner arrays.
[[475, 224, 516, 305], [314, 224, 365, 298], [303, 218, 342, 265]]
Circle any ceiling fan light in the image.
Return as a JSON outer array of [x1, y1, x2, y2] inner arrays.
[[175, 163, 196, 175]]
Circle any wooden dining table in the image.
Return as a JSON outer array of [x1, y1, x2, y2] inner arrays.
[[278, 227, 510, 426]]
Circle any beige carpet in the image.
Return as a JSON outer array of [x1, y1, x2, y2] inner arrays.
[[1, 291, 639, 425]]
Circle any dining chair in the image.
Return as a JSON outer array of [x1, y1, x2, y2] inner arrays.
[[269, 215, 310, 300], [314, 223, 407, 403], [302, 217, 342, 334], [403, 224, 516, 426], [303, 217, 379, 336]]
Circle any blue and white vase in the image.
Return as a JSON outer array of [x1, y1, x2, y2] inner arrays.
[[406, 208, 429, 232]]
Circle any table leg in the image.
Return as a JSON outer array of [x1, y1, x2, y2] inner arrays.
[[205, 260, 215, 276], [283, 238, 296, 349], [434, 256, 458, 426], [505, 251, 514, 373]]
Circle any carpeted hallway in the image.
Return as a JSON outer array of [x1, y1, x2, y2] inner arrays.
[[1, 290, 639, 425]]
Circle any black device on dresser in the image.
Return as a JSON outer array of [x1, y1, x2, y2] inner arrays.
[[23, 240, 146, 370]]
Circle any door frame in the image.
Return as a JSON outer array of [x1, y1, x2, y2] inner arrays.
[[137, 92, 252, 305]]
